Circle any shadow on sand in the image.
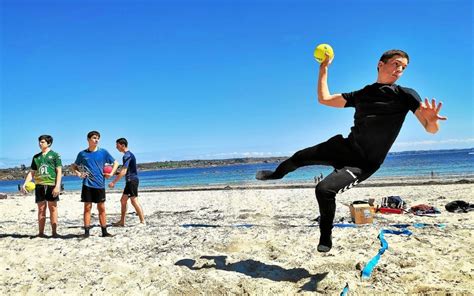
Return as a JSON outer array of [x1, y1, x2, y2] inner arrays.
[[0, 233, 84, 239], [175, 255, 328, 292]]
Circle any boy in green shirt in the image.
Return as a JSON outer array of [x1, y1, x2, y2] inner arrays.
[[22, 135, 62, 238]]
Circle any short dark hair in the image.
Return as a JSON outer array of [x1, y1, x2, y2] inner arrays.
[[116, 138, 128, 147], [377, 49, 409, 72], [38, 135, 53, 146], [87, 131, 101, 139], [379, 49, 409, 64]]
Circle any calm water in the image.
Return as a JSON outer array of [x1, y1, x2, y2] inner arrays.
[[1, 149, 473, 193]]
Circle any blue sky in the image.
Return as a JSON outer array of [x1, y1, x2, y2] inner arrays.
[[1, 0, 473, 168]]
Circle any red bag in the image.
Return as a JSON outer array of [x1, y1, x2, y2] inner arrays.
[[378, 207, 403, 214]]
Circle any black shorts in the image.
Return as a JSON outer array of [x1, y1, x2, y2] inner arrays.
[[81, 185, 106, 203], [123, 180, 139, 197], [35, 185, 59, 203]]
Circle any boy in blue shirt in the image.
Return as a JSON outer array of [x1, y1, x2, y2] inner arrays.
[[71, 131, 119, 237], [109, 138, 145, 226]]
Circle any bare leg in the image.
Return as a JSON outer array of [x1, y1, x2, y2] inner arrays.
[[37, 202, 47, 236], [98, 202, 112, 237], [83, 202, 92, 236], [113, 195, 128, 226], [130, 197, 145, 224], [97, 202, 107, 227], [47, 201, 58, 236], [84, 202, 92, 227]]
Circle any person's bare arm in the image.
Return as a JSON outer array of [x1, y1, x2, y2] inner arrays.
[[109, 166, 127, 188], [317, 54, 346, 108], [53, 167, 62, 197]]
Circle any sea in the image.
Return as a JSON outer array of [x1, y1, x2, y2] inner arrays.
[[0, 149, 473, 193]]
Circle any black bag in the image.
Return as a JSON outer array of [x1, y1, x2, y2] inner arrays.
[[381, 196, 406, 209], [445, 200, 474, 213]]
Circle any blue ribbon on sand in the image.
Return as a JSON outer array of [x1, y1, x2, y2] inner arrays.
[[340, 282, 349, 296], [361, 228, 412, 279]]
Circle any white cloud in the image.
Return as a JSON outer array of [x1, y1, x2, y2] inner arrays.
[[393, 138, 474, 149]]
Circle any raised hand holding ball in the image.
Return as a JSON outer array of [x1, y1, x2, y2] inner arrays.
[[314, 43, 334, 63]]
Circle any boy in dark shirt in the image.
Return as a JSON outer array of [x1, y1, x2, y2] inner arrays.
[[109, 138, 145, 226], [256, 49, 447, 252]]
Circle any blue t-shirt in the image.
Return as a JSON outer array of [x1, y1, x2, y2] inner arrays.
[[123, 151, 138, 182], [74, 148, 115, 189]]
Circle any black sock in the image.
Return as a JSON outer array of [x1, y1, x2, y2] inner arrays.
[[84, 226, 90, 236], [101, 226, 108, 236], [318, 234, 332, 247]]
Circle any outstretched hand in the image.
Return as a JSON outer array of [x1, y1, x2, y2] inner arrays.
[[419, 98, 447, 123]]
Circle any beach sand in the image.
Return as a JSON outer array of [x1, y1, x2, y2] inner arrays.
[[1, 180, 473, 295]]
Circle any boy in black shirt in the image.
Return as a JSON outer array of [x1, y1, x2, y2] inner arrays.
[[256, 49, 447, 252]]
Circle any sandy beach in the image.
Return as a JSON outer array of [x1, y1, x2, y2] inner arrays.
[[1, 180, 473, 295]]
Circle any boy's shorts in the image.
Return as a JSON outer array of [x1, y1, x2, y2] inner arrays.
[[35, 185, 59, 203], [124, 180, 139, 197], [81, 185, 106, 203]]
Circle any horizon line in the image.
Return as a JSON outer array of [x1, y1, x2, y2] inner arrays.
[[1, 147, 472, 170]]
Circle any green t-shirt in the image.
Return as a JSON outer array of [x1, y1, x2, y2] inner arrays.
[[30, 150, 62, 185]]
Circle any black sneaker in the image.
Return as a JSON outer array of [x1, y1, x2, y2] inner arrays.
[[256, 170, 274, 180], [102, 232, 114, 238]]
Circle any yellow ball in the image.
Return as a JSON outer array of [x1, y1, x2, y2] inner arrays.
[[25, 181, 36, 192], [314, 43, 334, 63]]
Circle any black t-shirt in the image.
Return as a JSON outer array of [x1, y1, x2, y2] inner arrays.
[[342, 83, 421, 165]]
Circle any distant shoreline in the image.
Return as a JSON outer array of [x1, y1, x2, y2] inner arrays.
[[1, 148, 472, 181], [2, 157, 287, 181]]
